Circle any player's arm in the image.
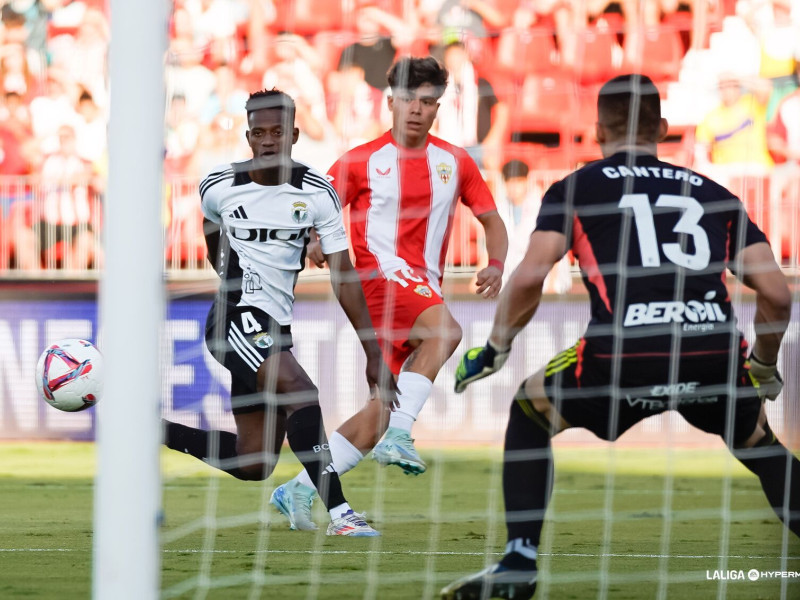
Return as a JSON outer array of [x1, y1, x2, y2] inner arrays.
[[455, 230, 566, 392], [473, 210, 508, 298], [736, 241, 791, 399], [305, 227, 325, 268], [326, 248, 399, 408], [203, 218, 221, 271]]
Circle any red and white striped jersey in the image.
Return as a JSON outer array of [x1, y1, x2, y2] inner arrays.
[[328, 131, 497, 296]]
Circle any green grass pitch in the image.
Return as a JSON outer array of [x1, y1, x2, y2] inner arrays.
[[1, 442, 798, 599]]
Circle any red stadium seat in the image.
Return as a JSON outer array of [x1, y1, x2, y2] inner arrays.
[[496, 26, 558, 80], [272, 0, 348, 35], [508, 73, 578, 150], [623, 26, 684, 83], [573, 26, 621, 85]]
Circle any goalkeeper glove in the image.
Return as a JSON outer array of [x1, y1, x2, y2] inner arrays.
[[748, 353, 783, 401], [454, 340, 510, 394]]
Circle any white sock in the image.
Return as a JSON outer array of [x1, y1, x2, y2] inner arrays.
[[294, 431, 364, 490], [329, 502, 353, 519], [388, 371, 433, 433]]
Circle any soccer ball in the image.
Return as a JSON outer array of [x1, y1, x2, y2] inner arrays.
[[35, 339, 103, 412]]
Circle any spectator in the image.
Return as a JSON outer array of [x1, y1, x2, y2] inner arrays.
[[74, 90, 106, 166], [29, 71, 81, 156], [165, 36, 217, 118], [37, 124, 101, 270], [336, 5, 414, 92], [164, 94, 200, 177], [693, 72, 773, 183], [327, 57, 383, 152], [767, 81, 800, 249], [180, 0, 249, 68], [436, 41, 509, 173], [201, 63, 248, 126], [262, 33, 335, 168], [497, 159, 571, 292], [47, 8, 109, 105], [0, 42, 36, 98]]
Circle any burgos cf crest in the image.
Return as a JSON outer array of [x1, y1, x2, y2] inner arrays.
[[414, 284, 433, 298], [253, 332, 274, 349], [436, 162, 453, 184], [291, 201, 308, 223]]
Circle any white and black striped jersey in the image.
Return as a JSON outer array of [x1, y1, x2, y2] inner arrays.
[[200, 159, 349, 325]]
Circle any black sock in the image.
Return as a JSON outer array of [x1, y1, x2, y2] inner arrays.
[[285, 405, 347, 511], [734, 426, 800, 537], [163, 420, 246, 480], [499, 394, 552, 571]]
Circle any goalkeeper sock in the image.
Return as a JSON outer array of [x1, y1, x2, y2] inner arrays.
[[502, 394, 553, 563], [285, 405, 347, 511], [294, 431, 364, 490], [387, 371, 433, 432], [162, 420, 247, 479], [734, 425, 800, 537]]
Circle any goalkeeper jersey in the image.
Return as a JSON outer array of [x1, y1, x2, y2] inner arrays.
[[535, 151, 767, 357], [200, 159, 349, 325]]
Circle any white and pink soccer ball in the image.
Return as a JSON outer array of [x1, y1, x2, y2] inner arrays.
[[35, 339, 103, 412]]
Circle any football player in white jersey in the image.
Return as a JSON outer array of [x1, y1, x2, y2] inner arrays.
[[270, 57, 509, 531], [162, 89, 398, 537]]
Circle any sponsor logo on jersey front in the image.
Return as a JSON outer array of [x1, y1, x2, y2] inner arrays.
[[623, 292, 727, 331], [291, 201, 308, 223], [243, 271, 262, 293], [252, 332, 273, 349], [375, 167, 392, 177], [414, 284, 433, 298], [436, 163, 453, 184]]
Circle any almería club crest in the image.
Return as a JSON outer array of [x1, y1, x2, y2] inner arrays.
[[436, 162, 453, 184]]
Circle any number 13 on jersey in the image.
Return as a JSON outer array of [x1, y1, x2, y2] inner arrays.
[[619, 193, 711, 271]]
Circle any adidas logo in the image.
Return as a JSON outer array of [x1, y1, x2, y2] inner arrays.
[[229, 205, 248, 219]]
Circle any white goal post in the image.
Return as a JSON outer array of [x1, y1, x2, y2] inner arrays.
[[93, 0, 168, 598]]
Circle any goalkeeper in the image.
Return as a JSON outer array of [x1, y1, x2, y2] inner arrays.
[[442, 74, 798, 600]]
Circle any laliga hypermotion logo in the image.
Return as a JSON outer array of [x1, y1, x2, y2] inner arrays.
[[41, 347, 93, 400]]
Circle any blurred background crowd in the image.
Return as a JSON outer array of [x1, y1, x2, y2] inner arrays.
[[0, 0, 798, 277]]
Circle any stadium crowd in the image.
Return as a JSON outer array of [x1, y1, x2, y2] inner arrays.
[[0, 0, 798, 272]]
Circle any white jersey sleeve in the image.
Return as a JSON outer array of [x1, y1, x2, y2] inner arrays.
[[303, 168, 350, 255], [199, 164, 235, 224]]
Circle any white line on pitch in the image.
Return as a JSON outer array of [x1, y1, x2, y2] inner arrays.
[[2, 548, 797, 560]]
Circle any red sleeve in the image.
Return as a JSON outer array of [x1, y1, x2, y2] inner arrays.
[[327, 157, 353, 207], [457, 150, 497, 216]]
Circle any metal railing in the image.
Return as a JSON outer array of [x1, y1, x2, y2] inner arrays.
[[1, 171, 798, 280]]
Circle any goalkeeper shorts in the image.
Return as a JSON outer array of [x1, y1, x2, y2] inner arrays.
[[205, 303, 293, 414], [543, 339, 761, 446]]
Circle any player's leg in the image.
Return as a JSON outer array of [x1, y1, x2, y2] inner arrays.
[[442, 368, 567, 600], [374, 303, 462, 475], [162, 379, 280, 481], [268, 348, 379, 536], [733, 404, 800, 537]]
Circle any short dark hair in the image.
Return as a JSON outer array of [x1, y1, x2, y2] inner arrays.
[[245, 88, 296, 121], [502, 159, 529, 180], [387, 56, 448, 96], [597, 74, 661, 142]]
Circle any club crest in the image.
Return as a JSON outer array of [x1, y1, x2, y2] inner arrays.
[[414, 284, 433, 298], [436, 163, 453, 184], [253, 332, 274, 349], [291, 201, 308, 223]]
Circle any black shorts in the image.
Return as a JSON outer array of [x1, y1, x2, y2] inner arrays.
[[205, 303, 293, 415], [542, 340, 761, 446]]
